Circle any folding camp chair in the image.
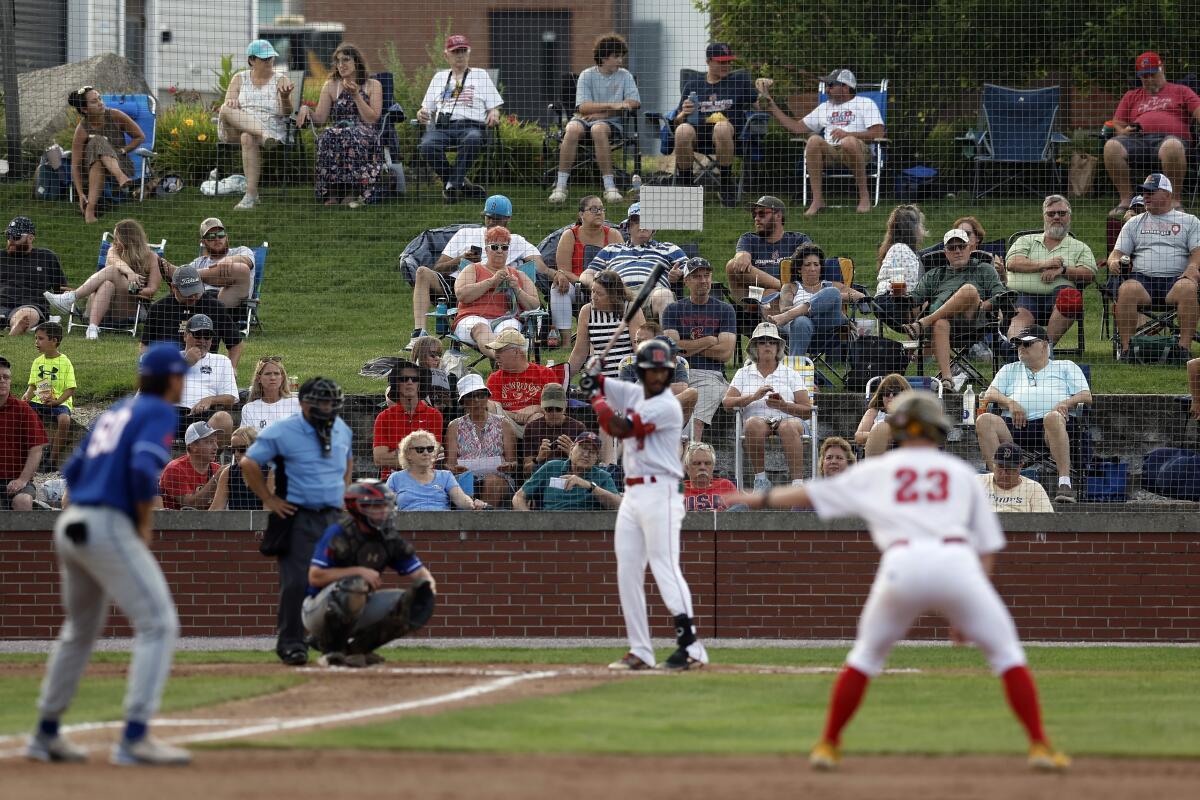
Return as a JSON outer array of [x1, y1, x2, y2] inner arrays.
[[962, 84, 1069, 198], [212, 69, 305, 190], [799, 79, 889, 208], [65, 232, 166, 338], [541, 72, 641, 190], [1004, 228, 1090, 358], [733, 355, 819, 486], [374, 72, 408, 200], [67, 94, 156, 204], [429, 260, 550, 368], [239, 243, 270, 337]]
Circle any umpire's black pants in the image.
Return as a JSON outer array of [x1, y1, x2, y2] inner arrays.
[[275, 507, 341, 659]]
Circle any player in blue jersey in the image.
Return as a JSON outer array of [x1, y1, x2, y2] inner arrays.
[[27, 343, 193, 767]]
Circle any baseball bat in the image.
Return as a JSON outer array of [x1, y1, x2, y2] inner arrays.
[[594, 260, 669, 365]]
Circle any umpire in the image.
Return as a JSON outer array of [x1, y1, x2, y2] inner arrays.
[[242, 377, 353, 666]]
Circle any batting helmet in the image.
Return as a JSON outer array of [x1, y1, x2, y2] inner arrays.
[[886, 390, 952, 444], [635, 337, 676, 379], [344, 479, 397, 533]]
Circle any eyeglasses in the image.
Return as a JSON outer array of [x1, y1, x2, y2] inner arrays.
[[462, 391, 488, 401], [203, 231, 227, 240], [410, 445, 437, 454], [945, 242, 968, 252], [394, 374, 420, 383], [487, 243, 510, 251], [1045, 210, 1070, 218], [583, 206, 605, 214]]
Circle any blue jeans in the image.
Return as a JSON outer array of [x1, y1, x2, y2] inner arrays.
[[419, 122, 485, 185], [782, 286, 845, 356]]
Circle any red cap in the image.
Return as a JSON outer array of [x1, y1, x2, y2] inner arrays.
[[445, 34, 471, 51], [1135, 51, 1162, 76], [1055, 287, 1084, 319]]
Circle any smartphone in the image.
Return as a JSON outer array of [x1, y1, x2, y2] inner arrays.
[[467, 245, 482, 260], [548, 477, 568, 491]]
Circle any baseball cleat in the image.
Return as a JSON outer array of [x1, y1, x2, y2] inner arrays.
[[607, 652, 652, 671], [318, 651, 347, 667], [661, 647, 704, 671], [110, 735, 192, 767], [1028, 742, 1071, 771], [809, 739, 841, 770], [25, 733, 87, 763]]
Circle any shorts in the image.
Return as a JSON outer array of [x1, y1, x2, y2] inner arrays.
[[30, 402, 72, 422], [570, 117, 625, 137], [1112, 133, 1180, 171], [688, 369, 729, 426], [1004, 415, 1085, 455], [1124, 273, 1181, 307], [453, 315, 520, 345], [1, 481, 37, 509], [0, 304, 45, 327], [1015, 284, 1072, 325]]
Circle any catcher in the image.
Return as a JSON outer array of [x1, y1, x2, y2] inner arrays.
[[303, 479, 437, 667]]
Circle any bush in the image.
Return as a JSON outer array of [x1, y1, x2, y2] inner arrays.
[[154, 102, 220, 183]]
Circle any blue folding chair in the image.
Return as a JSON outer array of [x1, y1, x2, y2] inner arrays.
[[239, 243, 270, 337], [964, 84, 1069, 198], [800, 79, 888, 208], [65, 232, 167, 338], [373, 72, 408, 200], [100, 93, 156, 199]]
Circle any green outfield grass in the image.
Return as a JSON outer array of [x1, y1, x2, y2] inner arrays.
[[0, 183, 1189, 402]]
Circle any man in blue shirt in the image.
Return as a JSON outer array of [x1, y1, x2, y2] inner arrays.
[[726, 195, 812, 301], [29, 343, 193, 767], [582, 203, 688, 318], [242, 377, 354, 666]]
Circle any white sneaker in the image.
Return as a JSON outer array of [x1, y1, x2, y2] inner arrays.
[[753, 474, 772, 492], [603, 187, 623, 204], [43, 290, 76, 315], [26, 733, 87, 763], [548, 187, 568, 204], [233, 194, 258, 210], [110, 735, 192, 767], [404, 330, 428, 351], [85, 324, 100, 341]]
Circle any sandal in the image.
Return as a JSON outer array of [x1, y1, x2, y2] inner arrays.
[[902, 320, 924, 340], [1107, 204, 1130, 219]]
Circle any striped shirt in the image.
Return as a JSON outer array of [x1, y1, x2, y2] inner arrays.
[[584, 241, 687, 289], [587, 307, 634, 376]]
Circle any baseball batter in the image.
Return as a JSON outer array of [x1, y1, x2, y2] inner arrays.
[[726, 390, 1070, 771], [27, 344, 192, 767], [582, 338, 708, 670]]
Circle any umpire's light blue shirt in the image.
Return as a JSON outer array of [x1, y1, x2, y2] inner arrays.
[[245, 413, 353, 509]]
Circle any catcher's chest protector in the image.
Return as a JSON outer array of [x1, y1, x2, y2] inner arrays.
[[328, 520, 416, 572]]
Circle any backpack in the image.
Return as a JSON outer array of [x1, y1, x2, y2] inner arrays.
[[1141, 447, 1200, 501], [535, 222, 620, 271], [32, 160, 71, 201], [845, 336, 910, 393], [397, 223, 479, 285]]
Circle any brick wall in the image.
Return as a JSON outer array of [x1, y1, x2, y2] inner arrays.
[[1, 513, 1197, 641]]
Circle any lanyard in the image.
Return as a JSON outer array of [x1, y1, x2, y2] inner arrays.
[[441, 68, 470, 116]]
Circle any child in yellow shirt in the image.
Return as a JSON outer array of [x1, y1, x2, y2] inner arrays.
[[22, 321, 76, 468]]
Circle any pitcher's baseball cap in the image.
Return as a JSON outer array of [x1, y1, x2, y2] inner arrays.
[[246, 40, 279, 60], [483, 195, 512, 217], [1141, 173, 1173, 194], [138, 342, 189, 377], [1135, 51, 1163, 76], [6, 216, 35, 239], [822, 69, 858, 90], [200, 217, 225, 236], [540, 383, 567, 410], [706, 43, 735, 62], [185, 421, 218, 447], [445, 34, 471, 51], [993, 442, 1027, 468], [173, 265, 204, 297]]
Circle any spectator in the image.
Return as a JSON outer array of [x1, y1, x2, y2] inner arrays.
[[180, 218, 255, 309], [722, 322, 813, 489], [44, 219, 168, 341], [1, 216, 67, 336], [1005, 195, 1096, 343], [545, 196, 624, 348], [1190, 357, 1200, 420], [407, 195, 546, 348], [757, 69, 884, 215], [21, 321, 75, 468], [902, 229, 1008, 390], [954, 216, 1006, 283], [521, 383, 587, 476], [411, 335, 445, 372], [817, 436, 856, 477], [873, 204, 927, 330], [854, 373, 909, 458], [209, 426, 263, 510], [373, 360, 443, 480], [567, 268, 643, 377], [513, 431, 620, 510], [444, 373, 517, 509], [66, 86, 143, 223], [159, 421, 222, 510], [0, 356, 46, 511], [619, 324, 699, 424], [416, 34, 503, 203], [582, 203, 687, 318], [295, 43, 382, 206], [977, 325, 1091, 504], [663, 257, 736, 441], [386, 429, 486, 511], [217, 39, 295, 210], [979, 442, 1053, 513], [177, 315, 237, 442], [484, 329, 557, 426], [549, 34, 640, 206], [141, 265, 243, 368], [452, 226, 541, 352], [669, 42, 758, 206], [1104, 52, 1200, 216], [409, 337, 456, 419], [770, 243, 864, 357], [240, 355, 300, 431], [725, 195, 811, 302], [1108, 173, 1200, 364], [682, 441, 737, 511]]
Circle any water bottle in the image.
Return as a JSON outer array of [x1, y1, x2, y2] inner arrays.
[[687, 92, 700, 126], [962, 384, 975, 427], [435, 301, 449, 336]]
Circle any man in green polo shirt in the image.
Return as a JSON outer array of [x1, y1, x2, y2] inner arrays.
[[1005, 195, 1097, 344], [511, 432, 621, 511]]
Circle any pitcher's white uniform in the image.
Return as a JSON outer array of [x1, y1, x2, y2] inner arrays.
[[806, 447, 1026, 677], [603, 377, 708, 668]]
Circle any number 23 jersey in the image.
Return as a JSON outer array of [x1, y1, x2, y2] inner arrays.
[[806, 448, 1005, 555]]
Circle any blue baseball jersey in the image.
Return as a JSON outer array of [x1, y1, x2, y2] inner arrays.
[[244, 413, 353, 509], [62, 394, 178, 520], [306, 522, 424, 597]]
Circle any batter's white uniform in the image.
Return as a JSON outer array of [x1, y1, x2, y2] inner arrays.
[[806, 447, 1026, 677], [603, 377, 708, 667]]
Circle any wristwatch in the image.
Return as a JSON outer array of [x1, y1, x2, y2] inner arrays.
[[589, 481, 598, 492]]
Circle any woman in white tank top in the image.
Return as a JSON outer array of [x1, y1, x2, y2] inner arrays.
[[217, 40, 295, 210]]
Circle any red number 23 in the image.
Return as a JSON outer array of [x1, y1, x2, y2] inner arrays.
[[895, 468, 950, 503]]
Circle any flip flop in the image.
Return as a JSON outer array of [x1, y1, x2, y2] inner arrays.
[[902, 320, 924, 340]]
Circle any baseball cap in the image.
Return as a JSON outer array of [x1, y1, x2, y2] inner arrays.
[[822, 69, 858, 90], [246, 39, 279, 59], [993, 442, 1027, 469], [1135, 51, 1163, 76], [173, 265, 204, 297], [573, 431, 601, 448], [445, 34, 471, 51], [483, 194, 512, 217], [199, 217, 225, 236], [683, 256, 712, 276], [6, 216, 35, 239], [483, 328, 528, 351], [705, 43, 735, 62], [1141, 173, 1173, 193], [184, 421, 218, 447], [186, 314, 215, 333], [1129, 194, 1147, 210], [456, 372, 489, 400], [750, 321, 784, 342], [750, 195, 786, 213], [138, 342, 189, 377], [540, 383, 567, 410], [943, 228, 971, 246], [1014, 324, 1049, 344], [622, 202, 640, 224]]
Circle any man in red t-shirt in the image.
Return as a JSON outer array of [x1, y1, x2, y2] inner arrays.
[[1105, 51, 1200, 215], [159, 421, 221, 510], [372, 360, 444, 480], [484, 329, 556, 425], [0, 356, 48, 510], [682, 441, 737, 511]]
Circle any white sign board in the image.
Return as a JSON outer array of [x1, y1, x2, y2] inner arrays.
[[639, 186, 705, 231]]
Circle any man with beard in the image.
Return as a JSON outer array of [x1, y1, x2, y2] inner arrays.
[[0, 217, 67, 336], [1005, 195, 1096, 344], [725, 196, 811, 302], [182, 218, 255, 308]]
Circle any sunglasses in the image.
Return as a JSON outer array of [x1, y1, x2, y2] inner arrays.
[[1016, 339, 1044, 348], [945, 242, 968, 252], [462, 391, 489, 401], [394, 374, 420, 383], [203, 231, 228, 240], [410, 445, 437, 454], [190, 331, 214, 339], [259, 355, 283, 364], [882, 390, 900, 398], [487, 243, 510, 251], [1045, 210, 1070, 218], [232, 445, 248, 455]]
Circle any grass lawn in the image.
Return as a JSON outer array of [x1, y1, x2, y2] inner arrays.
[[0, 183, 1189, 402]]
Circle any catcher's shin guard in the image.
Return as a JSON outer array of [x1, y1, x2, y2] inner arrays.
[[317, 576, 370, 652], [347, 581, 437, 655]]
